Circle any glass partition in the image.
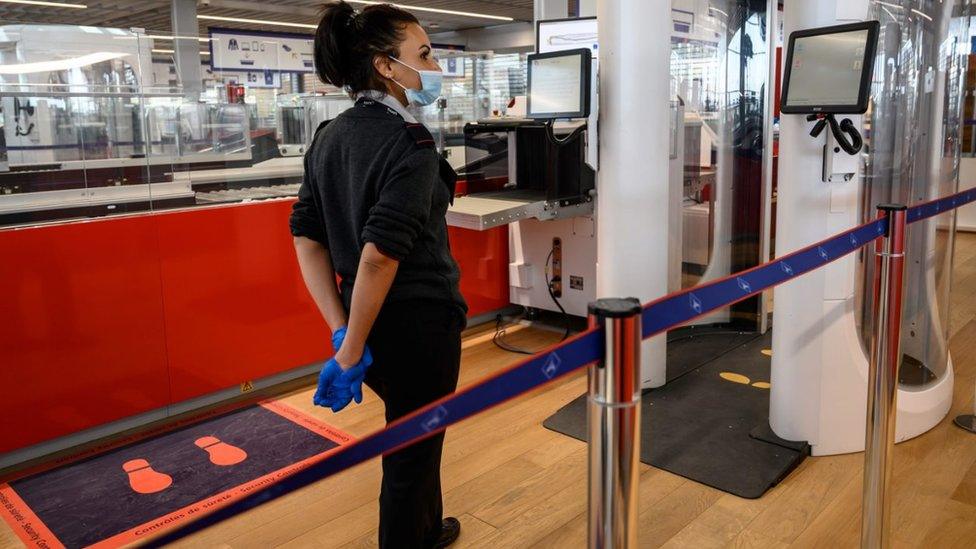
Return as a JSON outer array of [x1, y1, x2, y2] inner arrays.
[[412, 51, 528, 166], [0, 25, 532, 228], [300, 93, 355, 144], [858, 1, 972, 388], [0, 24, 184, 227], [669, 0, 770, 328], [0, 24, 322, 227]]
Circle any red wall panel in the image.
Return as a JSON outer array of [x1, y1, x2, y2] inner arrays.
[[154, 201, 331, 403], [0, 217, 170, 453], [1, 199, 510, 453], [449, 225, 510, 318]]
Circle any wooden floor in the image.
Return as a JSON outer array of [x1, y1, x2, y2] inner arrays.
[[5, 235, 976, 548]]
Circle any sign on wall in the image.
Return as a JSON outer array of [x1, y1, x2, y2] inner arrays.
[[209, 28, 314, 73], [537, 17, 598, 54], [220, 69, 282, 88], [438, 56, 465, 78]]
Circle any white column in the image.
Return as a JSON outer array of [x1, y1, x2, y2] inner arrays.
[[534, 0, 568, 22], [597, 0, 672, 388], [578, 0, 597, 17], [171, 0, 203, 99]]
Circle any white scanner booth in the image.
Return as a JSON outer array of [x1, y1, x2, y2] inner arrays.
[[771, 0, 963, 455]]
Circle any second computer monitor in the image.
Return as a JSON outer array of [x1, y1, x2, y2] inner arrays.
[[526, 48, 592, 120], [780, 21, 879, 115]]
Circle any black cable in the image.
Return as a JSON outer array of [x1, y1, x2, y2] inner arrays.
[[806, 113, 863, 155], [829, 116, 863, 155], [491, 246, 572, 355], [544, 249, 572, 342], [492, 309, 537, 355], [544, 119, 586, 146]]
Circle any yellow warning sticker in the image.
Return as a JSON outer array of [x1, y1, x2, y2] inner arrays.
[[240, 381, 254, 393]]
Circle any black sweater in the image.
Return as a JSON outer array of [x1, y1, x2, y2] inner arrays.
[[289, 98, 467, 315]]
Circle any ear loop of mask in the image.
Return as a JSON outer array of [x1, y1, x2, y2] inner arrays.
[[387, 56, 416, 90]]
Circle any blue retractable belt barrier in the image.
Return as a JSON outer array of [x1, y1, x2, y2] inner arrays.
[[144, 329, 604, 547], [907, 189, 976, 224], [146, 188, 976, 546], [641, 217, 888, 338]]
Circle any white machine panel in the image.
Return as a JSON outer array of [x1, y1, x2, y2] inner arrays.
[[509, 217, 597, 318]]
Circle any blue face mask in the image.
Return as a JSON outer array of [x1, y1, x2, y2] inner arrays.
[[389, 56, 443, 106]]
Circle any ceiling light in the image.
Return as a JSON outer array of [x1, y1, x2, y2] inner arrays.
[[198, 3, 513, 29], [0, 0, 86, 8], [910, 8, 933, 21], [0, 51, 126, 75], [348, 1, 513, 21], [198, 14, 317, 30]]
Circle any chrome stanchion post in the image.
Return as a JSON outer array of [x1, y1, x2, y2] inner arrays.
[[861, 204, 908, 549], [587, 298, 642, 549], [954, 381, 976, 432]]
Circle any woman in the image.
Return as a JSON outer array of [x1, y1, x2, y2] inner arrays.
[[289, 2, 466, 548]]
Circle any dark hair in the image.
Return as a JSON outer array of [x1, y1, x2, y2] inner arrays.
[[314, 1, 420, 94]]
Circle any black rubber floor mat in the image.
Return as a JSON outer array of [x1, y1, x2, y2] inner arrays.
[[543, 331, 809, 499], [666, 325, 761, 382], [0, 401, 351, 548]]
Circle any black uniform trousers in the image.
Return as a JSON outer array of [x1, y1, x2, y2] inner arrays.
[[362, 299, 464, 548]]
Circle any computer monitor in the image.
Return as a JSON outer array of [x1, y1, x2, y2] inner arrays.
[[526, 48, 592, 120], [780, 21, 879, 115]]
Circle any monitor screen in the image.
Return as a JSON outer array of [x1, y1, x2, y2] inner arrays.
[[527, 48, 591, 119], [781, 21, 879, 114]]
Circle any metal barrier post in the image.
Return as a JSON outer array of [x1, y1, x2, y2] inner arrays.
[[861, 204, 908, 549], [955, 376, 976, 433], [587, 298, 642, 549]]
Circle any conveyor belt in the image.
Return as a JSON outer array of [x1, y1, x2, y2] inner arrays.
[[171, 156, 304, 185], [195, 183, 302, 204]]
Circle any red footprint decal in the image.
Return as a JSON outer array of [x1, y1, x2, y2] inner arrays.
[[195, 436, 248, 466], [122, 459, 173, 494]]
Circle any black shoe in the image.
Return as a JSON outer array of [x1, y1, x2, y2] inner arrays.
[[432, 517, 461, 548]]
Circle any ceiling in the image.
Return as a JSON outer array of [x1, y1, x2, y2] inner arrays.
[[0, 0, 533, 46]]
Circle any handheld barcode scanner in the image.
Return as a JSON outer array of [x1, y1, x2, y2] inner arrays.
[[805, 113, 863, 155]]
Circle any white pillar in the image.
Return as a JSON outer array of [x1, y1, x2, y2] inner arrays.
[[597, 0, 671, 388], [171, 0, 203, 99], [578, 0, 597, 17], [534, 0, 568, 22]]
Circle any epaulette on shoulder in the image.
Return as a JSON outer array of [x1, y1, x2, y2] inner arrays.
[[404, 122, 436, 149]]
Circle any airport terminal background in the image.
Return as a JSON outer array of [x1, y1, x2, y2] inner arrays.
[[1, 0, 976, 547]]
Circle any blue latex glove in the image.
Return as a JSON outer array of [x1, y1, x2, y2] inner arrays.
[[331, 326, 347, 352], [313, 345, 373, 413]]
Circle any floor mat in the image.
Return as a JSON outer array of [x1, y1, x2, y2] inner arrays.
[[543, 331, 809, 499], [665, 325, 762, 382], [0, 400, 351, 548]]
